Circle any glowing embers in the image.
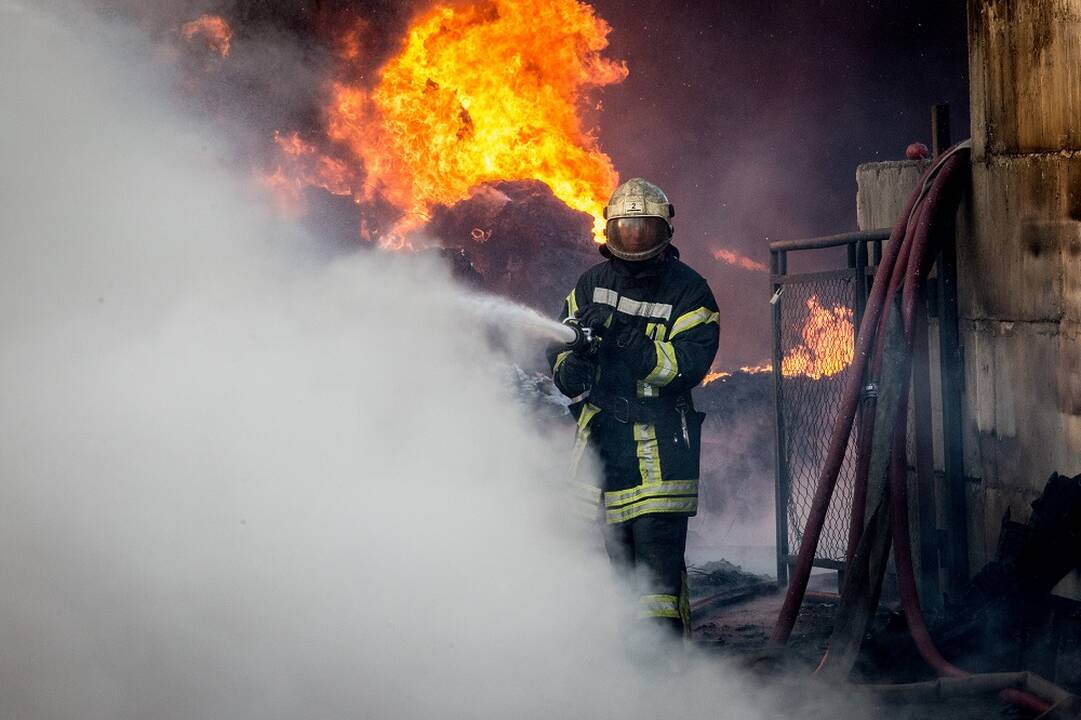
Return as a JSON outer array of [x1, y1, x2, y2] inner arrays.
[[780, 294, 855, 380], [267, 0, 627, 249], [181, 14, 233, 58]]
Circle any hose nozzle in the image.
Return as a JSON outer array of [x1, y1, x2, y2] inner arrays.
[[561, 317, 596, 355]]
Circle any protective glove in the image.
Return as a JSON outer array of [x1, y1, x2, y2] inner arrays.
[[557, 351, 597, 396], [597, 318, 657, 377], [575, 303, 614, 336]]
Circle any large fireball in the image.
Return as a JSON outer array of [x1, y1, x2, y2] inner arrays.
[[270, 0, 627, 248]]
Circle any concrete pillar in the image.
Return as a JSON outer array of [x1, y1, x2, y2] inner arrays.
[[962, 0, 1081, 573]]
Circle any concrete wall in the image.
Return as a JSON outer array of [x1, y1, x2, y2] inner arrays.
[[963, 0, 1081, 574]]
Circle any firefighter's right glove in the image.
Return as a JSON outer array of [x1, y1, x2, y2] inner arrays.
[[557, 351, 597, 396], [597, 317, 656, 377], [575, 303, 614, 337]]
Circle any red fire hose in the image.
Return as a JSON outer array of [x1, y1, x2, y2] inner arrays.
[[769, 142, 1059, 716]]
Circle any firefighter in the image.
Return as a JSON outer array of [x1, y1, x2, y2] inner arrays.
[[548, 177, 719, 637]]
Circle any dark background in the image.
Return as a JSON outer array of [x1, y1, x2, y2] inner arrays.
[[589, 0, 969, 365]]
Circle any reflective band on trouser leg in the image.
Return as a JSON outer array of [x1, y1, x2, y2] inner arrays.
[[568, 403, 602, 520], [669, 307, 719, 340], [605, 496, 698, 524], [643, 342, 678, 386], [639, 594, 681, 619], [680, 572, 691, 637], [604, 479, 699, 508], [634, 423, 662, 485], [570, 403, 601, 477]]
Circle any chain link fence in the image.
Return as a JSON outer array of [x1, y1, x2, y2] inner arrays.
[[777, 275, 860, 564]]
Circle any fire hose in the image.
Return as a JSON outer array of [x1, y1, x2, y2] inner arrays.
[[769, 141, 1074, 717]]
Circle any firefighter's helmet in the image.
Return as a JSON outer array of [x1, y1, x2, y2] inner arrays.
[[603, 177, 675, 261]]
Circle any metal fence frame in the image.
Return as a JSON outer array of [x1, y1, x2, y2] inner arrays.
[[770, 230, 889, 586]]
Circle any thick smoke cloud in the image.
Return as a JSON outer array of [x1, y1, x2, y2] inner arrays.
[[0, 4, 868, 719]]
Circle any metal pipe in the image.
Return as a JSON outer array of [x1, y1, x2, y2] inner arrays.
[[768, 229, 890, 254], [771, 249, 790, 587]]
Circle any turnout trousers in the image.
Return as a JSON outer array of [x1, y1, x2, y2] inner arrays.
[[603, 514, 691, 637]]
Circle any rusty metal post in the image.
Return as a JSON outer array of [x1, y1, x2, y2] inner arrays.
[[932, 103, 969, 595], [772, 248, 790, 586]]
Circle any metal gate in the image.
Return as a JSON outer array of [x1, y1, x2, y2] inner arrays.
[[770, 230, 888, 584]]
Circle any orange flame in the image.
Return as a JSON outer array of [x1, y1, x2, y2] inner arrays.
[[259, 131, 360, 217], [701, 363, 772, 386], [780, 295, 855, 380], [712, 247, 768, 273], [699, 297, 854, 387], [267, 0, 626, 248], [181, 14, 233, 58]]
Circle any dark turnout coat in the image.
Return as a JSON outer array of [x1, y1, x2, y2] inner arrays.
[[548, 247, 720, 524]]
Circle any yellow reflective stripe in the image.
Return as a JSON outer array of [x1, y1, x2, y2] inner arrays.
[[669, 307, 719, 340], [576, 402, 601, 430], [603, 479, 699, 508], [569, 403, 601, 481], [553, 350, 571, 373], [639, 594, 681, 619], [644, 323, 667, 342], [605, 496, 698, 524], [643, 341, 678, 386], [565, 289, 579, 318], [633, 423, 662, 485]]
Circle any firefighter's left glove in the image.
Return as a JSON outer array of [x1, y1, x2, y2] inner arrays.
[[575, 303, 614, 337], [557, 351, 597, 396]]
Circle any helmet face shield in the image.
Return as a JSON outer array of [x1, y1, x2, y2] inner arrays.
[[605, 217, 671, 261]]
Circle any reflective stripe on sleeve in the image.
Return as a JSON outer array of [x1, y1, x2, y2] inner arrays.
[[566, 289, 580, 318], [643, 341, 678, 386], [553, 350, 571, 373], [669, 307, 719, 339], [639, 594, 681, 619]]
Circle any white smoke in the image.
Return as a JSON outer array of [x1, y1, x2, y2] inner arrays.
[[0, 4, 876, 719]]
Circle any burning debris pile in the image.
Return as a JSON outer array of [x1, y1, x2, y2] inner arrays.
[[427, 181, 598, 312]]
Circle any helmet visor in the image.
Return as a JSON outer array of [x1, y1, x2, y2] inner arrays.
[[605, 217, 670, 261]]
